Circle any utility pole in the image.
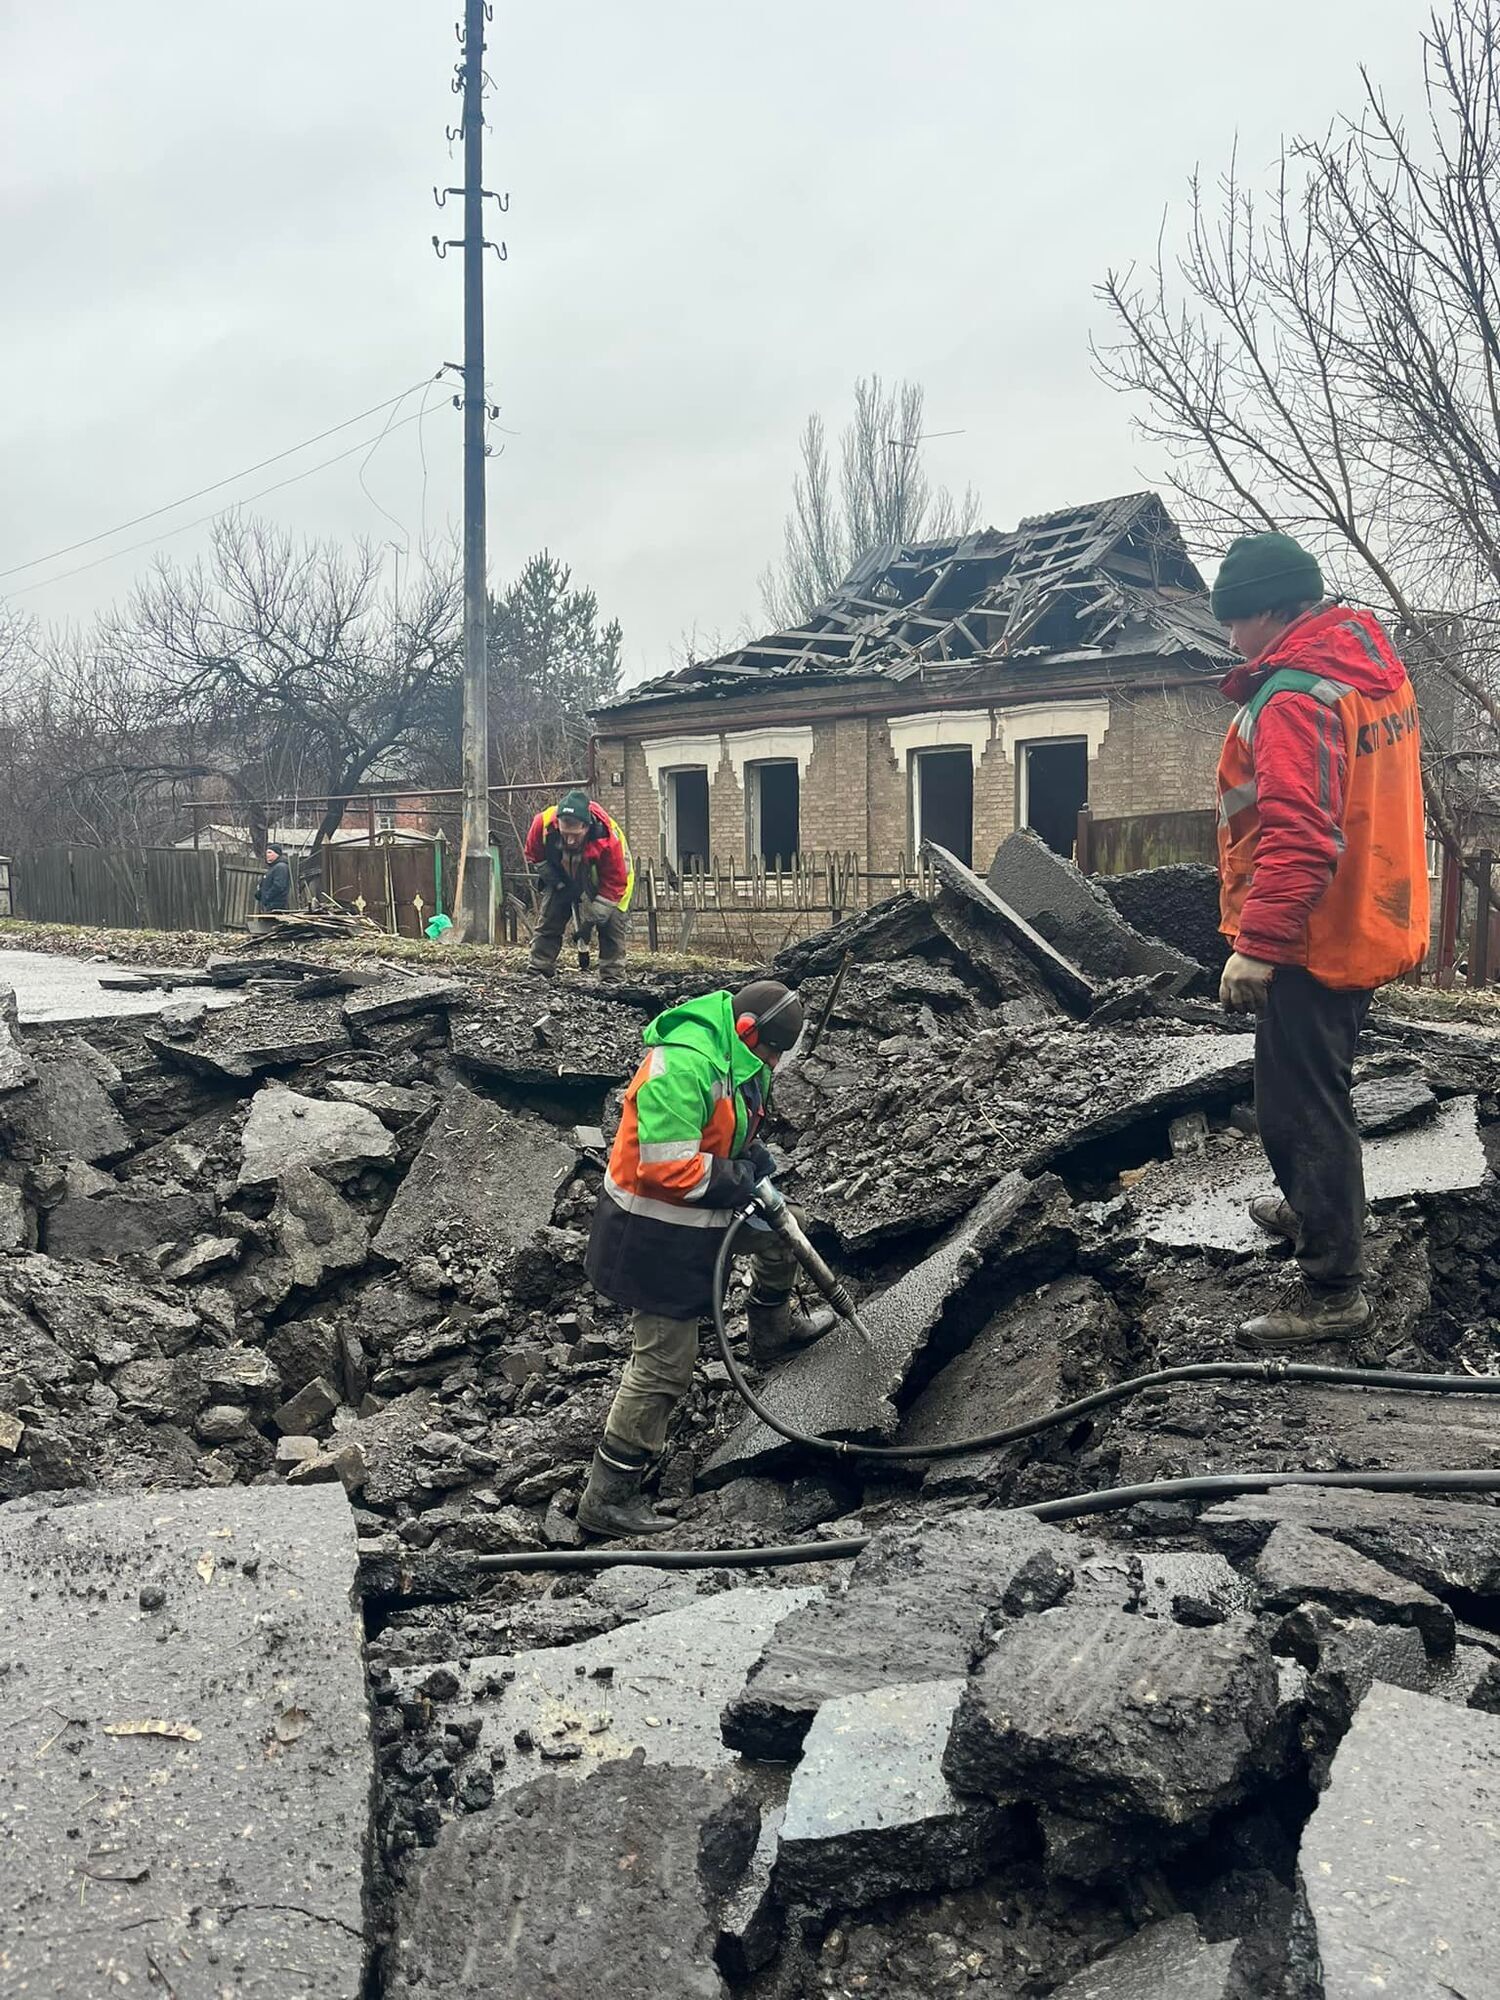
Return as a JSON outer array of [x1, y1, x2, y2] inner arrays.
[[434, 0, 498, 939]]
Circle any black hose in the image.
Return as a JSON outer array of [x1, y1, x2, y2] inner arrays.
[[464, 1467, 1500, 1572], [707, 1212, 1500, 1463], [449, 1218, 1500, 1580]]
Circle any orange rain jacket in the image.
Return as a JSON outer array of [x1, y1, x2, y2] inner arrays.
[[1217, 605, 1429, 991]]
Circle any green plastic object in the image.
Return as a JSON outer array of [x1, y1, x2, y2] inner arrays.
[[424, 912, 453, 942]]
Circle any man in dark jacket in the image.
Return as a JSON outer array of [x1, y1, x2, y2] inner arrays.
[[1212, 533, 1429, 1349], [255, 843, 291, 912]]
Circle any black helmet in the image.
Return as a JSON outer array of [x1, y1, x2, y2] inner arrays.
[[732, 979, 804, 1054]]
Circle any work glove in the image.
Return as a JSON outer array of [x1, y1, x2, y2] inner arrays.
[[1220, 951, 1276, 1014], [585, 896, 619, 926], [706, 1154, 758, 1207], [744, 1139, 777, 1186]]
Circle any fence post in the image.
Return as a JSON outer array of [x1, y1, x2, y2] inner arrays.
[[645, 862, 659, 952], [1437, 840, 1462, 988], [1075, 804, 1093, 874], [1471, 848, 1494, 987], [830, 850, 843, 928]]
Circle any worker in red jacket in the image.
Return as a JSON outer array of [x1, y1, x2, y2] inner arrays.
[[1212, 533, 1429, 1349], [522, 789, 634, 980]]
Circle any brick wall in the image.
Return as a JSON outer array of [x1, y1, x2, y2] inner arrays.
[[1091, 687, 1222, 819], [973, 732, 1016, 870], [707, 746, 742, 864]]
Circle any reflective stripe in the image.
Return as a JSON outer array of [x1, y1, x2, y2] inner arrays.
[[637, 1139, 703, 1165], [1306, 675, 1352, 706], [1218, 779, 1258, 825], [681, 1158, 714, 1201], [1336, 619, 1387, 674], [603, 1169, 734, 1229]]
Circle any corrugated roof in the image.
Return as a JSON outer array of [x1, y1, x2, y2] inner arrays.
[[602, 491, 1233, 713]]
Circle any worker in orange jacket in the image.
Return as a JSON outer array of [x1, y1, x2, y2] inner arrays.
[[1212, 532, 1429, 1349]]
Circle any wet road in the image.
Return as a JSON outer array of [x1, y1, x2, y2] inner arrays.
[[0, 947, 240, 1025]]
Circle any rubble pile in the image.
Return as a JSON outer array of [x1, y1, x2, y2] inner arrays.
[[3, 855, 1500, 1997]]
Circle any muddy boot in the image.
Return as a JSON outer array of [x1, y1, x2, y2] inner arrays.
[[746, 1289, 835, 1370], [1248, 1194, 1299, 1243], [576, 1444, 674, 1539], [1236, 1285, 1372, 1351], [527, 954, 558, 979]]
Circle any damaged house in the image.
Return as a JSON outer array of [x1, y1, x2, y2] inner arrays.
[[593, 491, 1234, 876]]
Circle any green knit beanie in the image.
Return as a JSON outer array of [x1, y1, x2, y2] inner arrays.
[[1209, 533, 1324, 622], [557, 788, 591, 823]]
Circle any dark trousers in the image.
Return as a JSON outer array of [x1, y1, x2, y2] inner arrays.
[[528, 884, 628, 972], [1255, 966, 1373, 1291]]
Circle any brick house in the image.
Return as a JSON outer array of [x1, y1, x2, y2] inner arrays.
[[592, 492, 1234, 881]]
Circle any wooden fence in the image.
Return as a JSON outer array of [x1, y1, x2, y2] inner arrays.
[[1077, 808, 1218, 876], [324, 842, 455, 939], [11, 845, 230, 932], [496, 851, 938, 955]]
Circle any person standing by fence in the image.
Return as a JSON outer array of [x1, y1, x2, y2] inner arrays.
[[522, 790, 633, 980], [254, 843, 291, 913]]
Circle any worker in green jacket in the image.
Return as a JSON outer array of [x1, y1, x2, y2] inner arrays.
[[579, 980, 830, 1537]]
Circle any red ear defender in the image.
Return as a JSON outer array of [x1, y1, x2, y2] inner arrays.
[[736, 1014, 758, 1040]]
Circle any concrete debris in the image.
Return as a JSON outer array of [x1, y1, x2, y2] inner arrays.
[[945, 1610, 1280, 1839], [896, 1275, 1125, 1496], [989, 829, 1200, 993], [236, 1083, 396, 1189], [1300, 1682, 1500, 2000], [1252, 1521, 1455, 1653], [1097, 863, 1229, 978], [0, 980, 36, 1092], [2, 883, 1498, 2000], [148, 992, 350, 1084], [47, 1180, 213, 1262], [0, 1484, 371, 1997], [451, 983, 647, 1092], [1050, 1914, 1238, 1999], [721, 1510, 1072, 1759], [340, 973, 465, 1036], [1351, 1063, 1438, 1135], [385, 1586, 818, 1830], [924, 839, 1098, 1012], [1199, 1486, 1500, 1599], [704, 1172, 1076, 1484], [1130, 1093, 1487, 1252], [371, 1082, 574, 1265], [0, 1039, 132, 1163], [778, 1677, 1019, 1909], [386, 1758, 743, 2000]]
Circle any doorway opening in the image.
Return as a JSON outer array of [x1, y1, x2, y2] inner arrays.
[[665, 768, 710, 870], [1021, 739, 1088, 858], [913, 748, 973, 866], [748, 761, 800, 867]]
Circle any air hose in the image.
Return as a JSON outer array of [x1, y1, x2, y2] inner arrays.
[[456, 1213, 1500, 1576]]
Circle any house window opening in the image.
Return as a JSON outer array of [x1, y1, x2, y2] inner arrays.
[[749, 760, 800, 868], [666, 767, 710, 871], [914, 747, 973, 867], [1021, 739, 1089, 858]]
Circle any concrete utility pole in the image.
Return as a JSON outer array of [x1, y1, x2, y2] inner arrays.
[[457, 0, 492, 939]]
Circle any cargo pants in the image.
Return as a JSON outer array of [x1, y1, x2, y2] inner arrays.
[[528, 884, 628, 977], [603, 1226, 800, 1459]]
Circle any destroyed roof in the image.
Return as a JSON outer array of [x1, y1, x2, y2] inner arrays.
[[604, 491, 1234, 712]]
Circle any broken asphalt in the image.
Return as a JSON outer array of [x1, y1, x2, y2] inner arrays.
[[3, 840, 1500, 1997]]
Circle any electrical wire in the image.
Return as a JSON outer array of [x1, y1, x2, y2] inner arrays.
[[7, 408, 429, 597], [0, 379, 437, 583]]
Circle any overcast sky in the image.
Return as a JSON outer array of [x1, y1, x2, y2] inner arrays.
[[0, 1, 1430, 683]]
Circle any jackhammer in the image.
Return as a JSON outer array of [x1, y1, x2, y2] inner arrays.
[[749, 1178, 873, 1347]]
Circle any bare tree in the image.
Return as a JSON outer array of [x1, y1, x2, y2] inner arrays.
[[118, 515, 462, 853], [1096, 0, 1500, 867], [760, 376, 981, 627]]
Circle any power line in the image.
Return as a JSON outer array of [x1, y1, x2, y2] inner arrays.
[[0, 378, 437, 583], [7, 407, 430, 597]]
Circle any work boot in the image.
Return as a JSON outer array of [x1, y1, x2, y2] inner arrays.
[[1248, 1194, 1299, 1243], [746, 1290, 835, 1370], [527, 955, 558, 980], [1236, 1285, 1372, 1351], [576, 1445, 674, 1539]]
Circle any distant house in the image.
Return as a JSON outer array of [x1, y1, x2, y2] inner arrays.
[[592, 492, 1234, 878]]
